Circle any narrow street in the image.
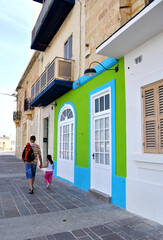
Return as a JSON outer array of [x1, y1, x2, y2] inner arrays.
[[0, 152, 163, 240]]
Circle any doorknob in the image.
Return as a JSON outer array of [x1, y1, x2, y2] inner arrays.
[[92, 153, 95, 159]]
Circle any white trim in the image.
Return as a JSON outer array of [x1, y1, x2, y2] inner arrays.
[[90, 87, 112, 195]]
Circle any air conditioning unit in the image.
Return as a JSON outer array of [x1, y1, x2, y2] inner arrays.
[[55, 57, 74, 81]]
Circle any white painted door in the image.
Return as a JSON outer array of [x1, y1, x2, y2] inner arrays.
[[57, 106, 74, 183], [91, 89, 111, 195]]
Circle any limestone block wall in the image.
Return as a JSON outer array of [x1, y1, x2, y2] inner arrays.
[[85, 0, 121, 68], [85, 0, 146, 69]]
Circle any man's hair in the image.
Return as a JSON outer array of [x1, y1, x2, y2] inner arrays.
[[30, 135, 36, 142]]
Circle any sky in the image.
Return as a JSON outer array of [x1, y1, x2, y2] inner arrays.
[[0, 0, 42, 138]]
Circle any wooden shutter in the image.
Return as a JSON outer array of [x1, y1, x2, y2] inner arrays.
[[142, 84, 158, 153], [158, 82, 163, 153]]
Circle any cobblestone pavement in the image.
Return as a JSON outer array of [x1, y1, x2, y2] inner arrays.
[[0, 152, 163, 240]]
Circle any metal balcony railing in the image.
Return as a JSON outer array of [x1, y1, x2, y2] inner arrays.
[[24, 98, 34, 112], [31, 57, 74, 101], [32, 0, 53, 43], [13, 111, 21, 121]]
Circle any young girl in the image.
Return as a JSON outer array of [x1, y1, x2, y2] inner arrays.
[[41, 155, 54, 188]]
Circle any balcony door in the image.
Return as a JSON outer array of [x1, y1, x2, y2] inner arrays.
[[57, 104, 75, 183]]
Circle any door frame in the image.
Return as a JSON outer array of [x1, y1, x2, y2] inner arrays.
[[90, 87, 112, 195], [89, 81, 116, 197], [57, 102, 76, 183]]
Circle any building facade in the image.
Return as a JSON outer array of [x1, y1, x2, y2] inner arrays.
[[14, 0, 163, 225], [97, 0, 163, 225]]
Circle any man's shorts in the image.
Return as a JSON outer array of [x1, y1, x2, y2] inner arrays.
[[25, 163, 37, 179]]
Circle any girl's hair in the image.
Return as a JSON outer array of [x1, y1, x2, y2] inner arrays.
[[47, 154, 53, 165]]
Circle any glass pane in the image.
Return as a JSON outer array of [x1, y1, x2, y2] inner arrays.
[[105, 154, 109, 165], [67, 109, 70, 117], [63, 109, 67, 118], [95, 142, 100, 152], [68, 111, 73, 119], [69, 35, 72, 59], [100, 130, 105, 140], [63, 126, 66, 133], [105, 117, 109, 128], [61, 114, 65, 121], [95, 131, 100, 141], [100, 153, 104, 164], [71, 152, 73, 160], [71, 123, 73, 132], [71, 133, 73, 141], [95, 98, 99, 113], [100, 142, 104, 152], [64, 41, 68, 58], [105, 94, 110, 110], [100, 96, 104, 111], [95, 153, 99, 163], [66, 143, 69, 150], [100, 118, 105, 129], [71, 143, 73, 151], [63, 152, 65, 159], [95, 119, 100, 130], [105, 130, 109, 140], [105, 141, 109, 152]]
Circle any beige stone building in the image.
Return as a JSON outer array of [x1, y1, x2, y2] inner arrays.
[[0, 136, 13, 151], [14, 0, 149, 161]]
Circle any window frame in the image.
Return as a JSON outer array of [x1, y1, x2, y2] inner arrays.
[[64, 35, 73, 59], [142, 79, 163, 154]]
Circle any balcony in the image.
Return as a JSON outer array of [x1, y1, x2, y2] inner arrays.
[[13, 111, 21, 127], [24, 99, 35, 120], [30, 57, 74, 107], [31, 0, 75, 51]]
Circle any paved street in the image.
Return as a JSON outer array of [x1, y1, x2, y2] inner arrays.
[[0, 152, 163, 240]]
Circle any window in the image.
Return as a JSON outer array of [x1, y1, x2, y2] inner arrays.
[[95, 94, 110, 113], [142, 80, 163, 153], [59, 107, 74, 161], [64, 35, 72, 59]]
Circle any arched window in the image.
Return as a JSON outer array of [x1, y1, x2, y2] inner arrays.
[[58, 105, 74, 161]]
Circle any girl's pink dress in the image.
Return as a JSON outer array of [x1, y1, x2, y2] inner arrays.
[[44, 161, 53, 184]]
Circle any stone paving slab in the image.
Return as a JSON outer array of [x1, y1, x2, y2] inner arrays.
[[0, 152, 163, 240]]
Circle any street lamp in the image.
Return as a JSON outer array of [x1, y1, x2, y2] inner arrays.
[[84, 61, 119, 76], [0, 91, 17, 97]]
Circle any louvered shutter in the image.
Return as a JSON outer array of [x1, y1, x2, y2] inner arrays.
[[158, 82, 163, 153], [143, 85, 158, 153]]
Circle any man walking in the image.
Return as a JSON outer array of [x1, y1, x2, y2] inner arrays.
[[24, 135, 42, 194]]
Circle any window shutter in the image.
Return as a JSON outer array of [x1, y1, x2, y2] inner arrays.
[[143, 85, 158, 153], [158, 82, 163, 153]]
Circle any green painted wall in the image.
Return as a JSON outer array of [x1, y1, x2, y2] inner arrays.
[[54, 58, 126, 177]]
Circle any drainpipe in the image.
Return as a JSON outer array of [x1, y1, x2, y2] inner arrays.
[[77, 0, 82, 78]]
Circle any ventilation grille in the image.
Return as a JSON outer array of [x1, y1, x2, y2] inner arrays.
[[145, 120, 156, 148], [145, 89, 154, 117], [159, 85, 163, 114]]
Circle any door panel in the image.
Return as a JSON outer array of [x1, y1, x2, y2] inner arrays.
[[91, 89, 111, 195], [57, 107, 74, 183]]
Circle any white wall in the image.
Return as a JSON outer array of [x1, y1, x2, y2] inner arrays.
[[40, 105, 54, 164], [125, 31, 163, 225]]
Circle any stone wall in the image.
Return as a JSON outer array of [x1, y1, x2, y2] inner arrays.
[[85, 0, 146, 69]]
